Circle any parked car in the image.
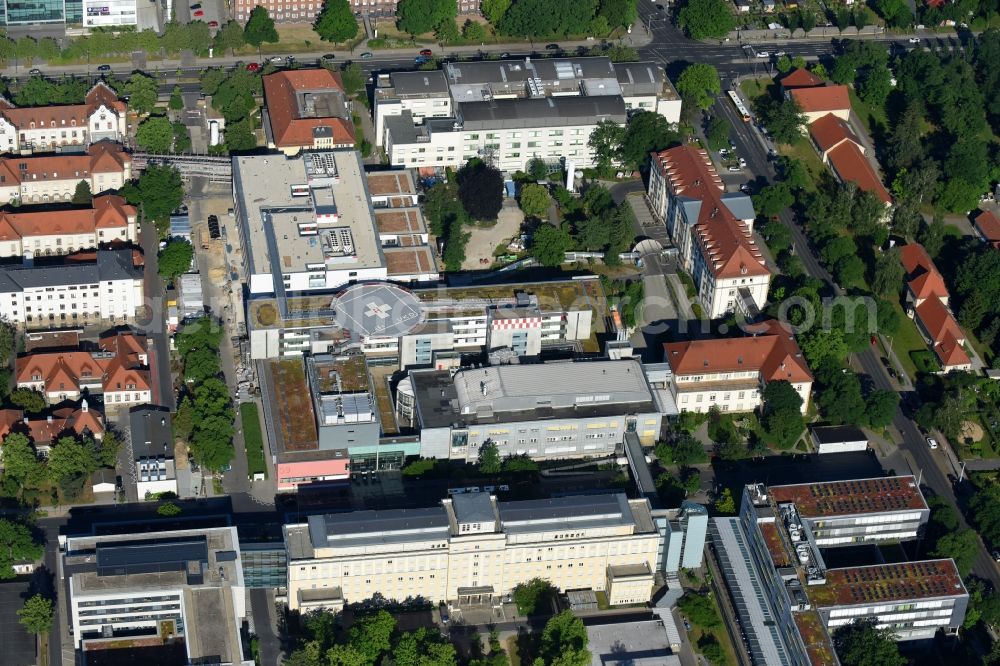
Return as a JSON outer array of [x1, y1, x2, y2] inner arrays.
[[28, 68, 41, 75], [269, 56, 284, 63], [192, 9, 204, 16], [545, 43, 561, 50], [738, 157, 747, 167], [97, 64, 112, 72], [993, 550, 1000, 563], [208, 20, 218, 27], [908, 37, 921, 43], [419, 48, 433, 56], [321, 53, 336, 62], [415, 56, 429, 65], [246, 62, 261, 72], [756, 50, 770, 58], [360, 51, 373, 59], [773, 50, 786, 57], [500, 51, 510, 58], [926, 436, 939, 450], [727, 165, 742, 172], [189, 2, 201, 8]]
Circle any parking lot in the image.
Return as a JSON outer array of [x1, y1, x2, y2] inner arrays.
[[0, 579, 41, 666]]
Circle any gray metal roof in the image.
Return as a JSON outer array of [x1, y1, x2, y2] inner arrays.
[[458, 96, 627, 130], [452, 492, 496, 525], [389, 70, 449, 96], [129, 406, 174, 460], [0, 249, 140, 293], [499, 494, 634, 533], [810, 424, 867, 444], [720, 192, 756, 221], [308, 506, 450, 548], [96, 538, 208, 576], [445, 56, 616, 88], [612, 62, 669, 97]]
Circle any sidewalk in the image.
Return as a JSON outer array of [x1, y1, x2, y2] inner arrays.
[[2, 29, 654, 78]]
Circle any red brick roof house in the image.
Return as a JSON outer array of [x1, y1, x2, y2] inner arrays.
[[780, 68, 824, 91], [263, 69, 356, 155], [788, 85, 851, 123], [973, 210, 1000, 249]]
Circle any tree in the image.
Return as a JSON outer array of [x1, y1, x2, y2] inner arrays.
[[478, 441, 502, 474], [597, 0, 637, 28], [243, 6, 278, 47], [97, 431, 121, 468], [172, 121, 192, 154], [918, 213, 947, 257], [865, 389, 899, 428], [213, 21, 245, 54], [833, 619, 906, 666], [817, 370, 866, 425], [158, 239, 194, 280], [757, 96, 805, 144], [72, 180, 92, 205], [396, 0, 457, 36], [931, 529, 978, 577], [754, 182, 794, 218], [527, 157, 549, 182], [0, 319, 12, 367], [184, 347, 222, 383], [193, 377, 233, 417], [157, 501, 182, 516], [315, 0, 359, 42], [48, 436, 97, 483], [0, 518, 43, 580], [17, 595, 53, 635], [871, 248, 903, 298], [761, 380, 805, 448], [174, 397, 196, 442], [678, 0, 735, 39], [677, 593, 721, 628], [480, 0, 510, 23], [456, 160, 503, 221], [676, 63, 721, 111], [168, 85, 184, 111], [655, 431, 708, 466], [462, 19, 488, 41], [9, 388, 45, 414], [135, 116, 174, 153], [858, 65, 892, 110], [497, 0, 597, 38], [519, 183, 550, 220], [588, 119, 625, 171], [124, 164, 184, 227], [435, 17, 461, 43], [122, 72, 158, 116], [513, 578, 554, 615], [531, 225, 573, 267], [536, 611, 590, 666], [190, 415, 235, 471], [714, 487, 736, 514], [2, 433, 40, 488], [705, 116, 730, 151], [619, 111, 679, 169]]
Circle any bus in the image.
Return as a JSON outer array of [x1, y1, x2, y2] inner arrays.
[[727, 90, 751, 123]]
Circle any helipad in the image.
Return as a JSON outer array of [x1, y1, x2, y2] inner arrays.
[[332, 282, 424, 338]]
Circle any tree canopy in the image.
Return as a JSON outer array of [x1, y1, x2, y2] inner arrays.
[[17, 594, 53, 634], [120, 72, 158, 116], [136, 116, 174, 154], [761, 380, 805, 449], [158, 239, 194, 280], [519, 183, 551, 220], [678, 0, 736, 39], [531, 225, 573, 267], [315, 0, 360, 42], [72, 180, 92, 205], [619, 111, 679, 169], [833, 619, 905, 666], [535, 611, 590, 666], [396, 0, 458, 36], [513, 578, 555, 615], [243, 6, 278, 46], [457, 160, 504, 221], [123, 164, 183, 227], [0, 519, 43, 580], [676, 63, 721, 111]]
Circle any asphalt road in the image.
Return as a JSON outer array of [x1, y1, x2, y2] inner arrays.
[[715, 80, 1000, 588]]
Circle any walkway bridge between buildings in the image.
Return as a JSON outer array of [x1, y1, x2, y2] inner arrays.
[[133, 153, 233, 182]]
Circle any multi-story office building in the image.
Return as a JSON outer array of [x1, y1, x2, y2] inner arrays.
[[246, 277, 601, 362], [63, 525, 251, 665], [283, 492, 662, 611], [0, 193, 136, 258], [648, 145, 771, 319], [0, 0, 81, 26], [0, 249, 144, 327], [654, 501, 709, 575], [129, 406, 177, 498], [385, 96, 626, 173], [16, 331, 151, 405], [82, 0, 137, 26], [262, 70, 355, 155], [0, 141, 132, 205], [709, 478, 966, 666], [0, 82, 126, 153], [663, 320, 813, 415], [407, 359, 662, 462], [375, 56, 682, 151]]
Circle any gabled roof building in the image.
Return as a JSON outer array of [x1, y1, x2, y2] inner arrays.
[[0, 193, 137, 258], [0, 141, 132, 205], [263, 70, 355, 155], [0, 82, 127, 153], [648, 145, 771, 319]]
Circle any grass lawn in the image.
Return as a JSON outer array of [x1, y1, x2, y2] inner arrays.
[[955, 414, 999, 460], [887, 302, 930, 380], [689, 624, 737, 666], [847, 87, 888, 138], [739, 77, 772, 104], [910, 349, 940, 376], [240, 403, 267, 479], [776, 137, 827, 192]]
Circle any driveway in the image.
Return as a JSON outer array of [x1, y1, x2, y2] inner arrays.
[[461, 201, 524, 270]]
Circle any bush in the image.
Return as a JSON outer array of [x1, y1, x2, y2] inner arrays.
[[678, 592, 721, 629], [513, 578, 555, 615], [401, 458, 437, 476]]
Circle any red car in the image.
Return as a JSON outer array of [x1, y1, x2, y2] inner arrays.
[[419, 48, 433, 56], [246, 62, 261, 72], [193, 9, 204, 16], [208, 20, 218, 27]]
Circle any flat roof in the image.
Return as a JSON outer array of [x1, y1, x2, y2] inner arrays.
[[307, 506, 450, 548], [232, 150, 384, 281], [445, 57, 620, 102], [792, 610, 836, 666], [810, 425, 867, 445], [367, 170, 417, 197], [374, 207, 426, 235], [332, 282, 424, 337], [452, 492, 497, 526], [458, 95, 627, 130], [383, 245, 438, 277], [498, 494, 635, 533], [586, 619, 677, 666], [768, 475, 926, 517], [806, 560, 966, 607], [382, 70, 449, 97]]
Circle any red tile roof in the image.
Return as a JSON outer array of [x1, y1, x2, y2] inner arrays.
[[0, 194, 134, 241], [974, 210, 1000, 247], [664, 320, 812, 384], [15, 333, 150, 396], [808, 113, 859, 156], [263, 69, 355, 149], [0, 142, 130, 189], [23, 401, 105, 444], [914, 297, 971, 368], [789, 84, 851, 114], [826, 141, 893, 205], [652, 145, 770, 279], [899, 243, 949, 302], [0, 82, 124, 131], [781, 67, 824, 89]]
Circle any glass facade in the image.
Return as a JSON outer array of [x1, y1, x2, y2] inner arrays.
[[241, 543, 287, 588], [2, 0, 71, 24]]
